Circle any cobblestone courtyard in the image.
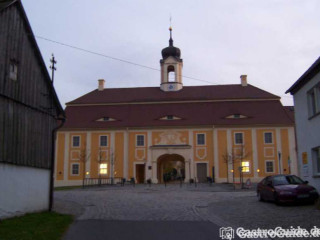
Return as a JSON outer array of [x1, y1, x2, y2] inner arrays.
[[54, 184, 320, 240]]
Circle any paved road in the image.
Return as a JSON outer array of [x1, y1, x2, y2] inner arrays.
[[63, 220, 242, 240], [54, 184, 320, 240]]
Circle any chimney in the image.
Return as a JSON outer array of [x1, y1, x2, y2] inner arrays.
[[98, 79, 105, 91], [240, 75, 247, 87]]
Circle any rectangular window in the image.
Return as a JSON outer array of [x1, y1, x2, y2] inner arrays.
[[235, 133, 243, 144], [99, 163, 108, 175], [72, 136, 80, 147], [308, 83, 320, 117], [100, 135, 108, 147], [136, 135, 145, 147], [265, 161, 274, 173], [9, 61, 18, 81], [197, 133, 205, 145], [313, 147, 320, 175], [71, 163, 79, 175], [264, 132, 273, 144], [241, 161, 250, 173]]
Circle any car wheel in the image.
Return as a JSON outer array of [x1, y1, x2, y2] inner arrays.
[[274, 193, 280, 205], [257, 191, 264, 202]]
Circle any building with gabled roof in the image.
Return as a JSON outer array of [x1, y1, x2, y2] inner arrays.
[[286, 57, 320, 191], [55, 28, 297, 186], [0, 0, 65, 218]]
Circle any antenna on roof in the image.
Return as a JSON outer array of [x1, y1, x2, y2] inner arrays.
[[49, 54, 57, 84]]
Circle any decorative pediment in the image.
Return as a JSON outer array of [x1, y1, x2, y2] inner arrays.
[[154, 130, 187, 145]]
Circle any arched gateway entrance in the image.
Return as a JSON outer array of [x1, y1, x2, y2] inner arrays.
[[157, 154, 185, 183]]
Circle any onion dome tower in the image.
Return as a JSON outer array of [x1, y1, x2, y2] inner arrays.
[[160, 27, 183, 91]]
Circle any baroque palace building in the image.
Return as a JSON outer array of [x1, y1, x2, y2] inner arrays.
[[54, 28, 298, 186]]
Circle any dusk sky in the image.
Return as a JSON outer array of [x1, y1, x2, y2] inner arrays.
[[22, 0, 320, 107]]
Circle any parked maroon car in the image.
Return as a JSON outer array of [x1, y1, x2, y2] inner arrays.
[[257, 175, 319, 204]]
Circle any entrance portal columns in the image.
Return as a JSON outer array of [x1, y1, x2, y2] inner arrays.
[[185, 159, 190, 183], [151, 160, 158, 183]]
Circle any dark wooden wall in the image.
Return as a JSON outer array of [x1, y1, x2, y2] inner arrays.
[[0, 2, 62, 169]]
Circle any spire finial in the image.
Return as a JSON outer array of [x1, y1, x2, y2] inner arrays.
[[169, 15, 173, 46]]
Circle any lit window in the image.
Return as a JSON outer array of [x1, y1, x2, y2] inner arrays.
[[136, 135, 145, 146], [241, 161, 250, 173], [72, 136, 80, 147], [100, 163, 108, 175], [235, 133, 243, 144], [264, 132, 273, 144], [100, 135, 108, 147], [266, 161, 274, 173], [9, 61, 18, 81], [197, 133, 205, 145], [307, 83, 320, 117], [71, 164, 79, 175], [313, 147, 320, 175]]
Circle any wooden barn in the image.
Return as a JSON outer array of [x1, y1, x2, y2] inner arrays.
[[0, 0, 65, 218]]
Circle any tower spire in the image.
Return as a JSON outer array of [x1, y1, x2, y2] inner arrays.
[[169, 26, 173, 46]]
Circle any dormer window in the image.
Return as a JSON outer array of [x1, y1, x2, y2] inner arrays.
[[159, 115, 181, 121], [225, 114, 248, 119], [96, 117, 116, 122]]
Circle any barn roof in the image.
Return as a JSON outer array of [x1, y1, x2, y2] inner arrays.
[[1, 0, 65, 118]]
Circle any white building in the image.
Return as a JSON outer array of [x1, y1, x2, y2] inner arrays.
[[287, 57, 320, 191]]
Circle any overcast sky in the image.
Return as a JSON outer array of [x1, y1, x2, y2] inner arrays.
[[22, 0, 320, 107]]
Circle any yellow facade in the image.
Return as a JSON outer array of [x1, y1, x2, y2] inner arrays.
[[54, 127, 298, 186]]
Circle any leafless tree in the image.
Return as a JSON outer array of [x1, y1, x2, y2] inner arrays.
[[79, 143, 90, 187], [221, 144, 251, 189]]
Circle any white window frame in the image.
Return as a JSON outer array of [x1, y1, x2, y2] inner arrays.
[[99, 135, 108, 147], [234, 132, 244, 145], [99, 163, 108, 175], [72, 135, 81, 148], [263, 132, 273, 144], [312, 147, 320, 176], [265, 160, 275, 173], [71, 163, 80, 176], [241, 161, 250, 173], [307, 82, 320, 118], [196, 133, 206, 146], [136, 134, 145, 147]]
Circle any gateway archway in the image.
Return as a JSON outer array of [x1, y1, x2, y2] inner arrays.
[[157, 154, 185, 183]]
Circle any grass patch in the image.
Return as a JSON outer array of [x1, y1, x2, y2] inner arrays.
[[0, 211, 73, 240], [54, 185, 82, 191]]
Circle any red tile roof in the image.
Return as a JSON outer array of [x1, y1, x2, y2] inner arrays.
[[62, 84, 293, 130], [67, 84, 279, 105]]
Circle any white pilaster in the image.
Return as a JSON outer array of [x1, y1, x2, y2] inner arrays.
[[123, 130, 129, 179], [64, 133, 69, 181], [188, 130, 194, 179], [227, 129, 232, 182], [86, 132, 91, 177], [213, 128, 218, 181], [276, 128, 282, 174], [252, 129, 258, 178], [111, 132, 115, 178], [146, 131, 152, 180]]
